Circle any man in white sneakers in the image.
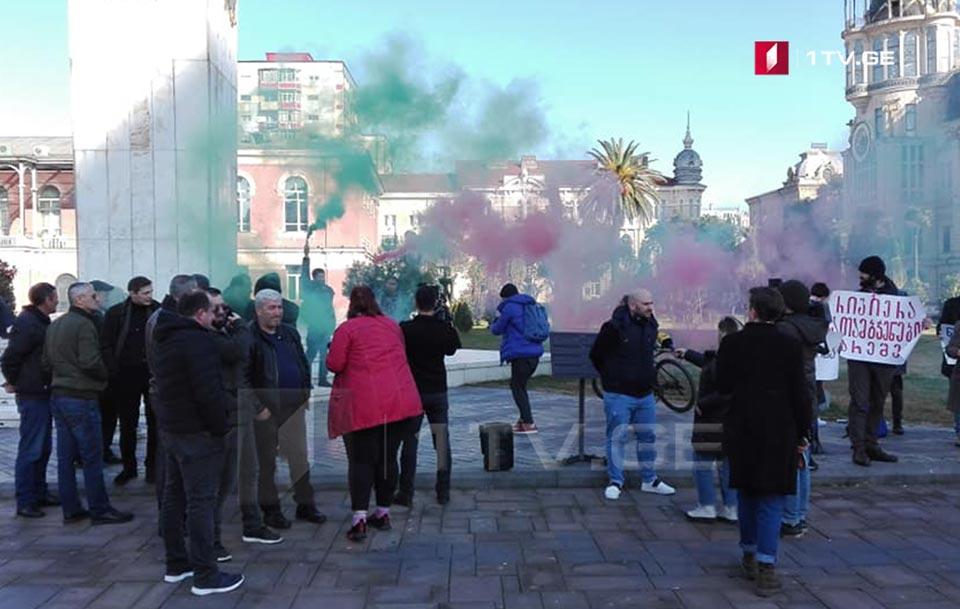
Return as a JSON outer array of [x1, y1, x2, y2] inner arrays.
[[590, 290, 675, 499]]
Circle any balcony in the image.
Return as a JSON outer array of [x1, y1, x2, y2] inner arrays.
[[280, 101, 301, 110], [259, 80, 278, 89], [260, 101, 279, 111], [278, 81, 301, 90], [0, 234, 76, 250]]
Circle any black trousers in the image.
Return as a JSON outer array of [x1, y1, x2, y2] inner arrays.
[[254, 406, 315, 512], [160, 431, 223, 586], [847, 360, 896, 452], [343, 418, 409, 511], [890, 374, 904, 426], [102, 368, 155, 472], [398, 393, 452, 498], [510, 357, 539, 424]]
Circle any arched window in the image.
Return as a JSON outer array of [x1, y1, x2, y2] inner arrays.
[[855, 41, 866, 83], [0, 187, 8, 235], [283, 176, 308, 232], [904, 31, 918, 77], [37, 186, 61, 236], [237, 176, 251, 232], [927, 28, 938, 74], [887, 33, 900, 78], [872, 38, 885, 83]]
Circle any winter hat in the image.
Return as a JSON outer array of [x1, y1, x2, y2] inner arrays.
[[499, 283, 519, 299], [858, 256, 886, 278], [778, 280, 810, 314], [810, 282, 830, 298], [254, 272, 282, 295]]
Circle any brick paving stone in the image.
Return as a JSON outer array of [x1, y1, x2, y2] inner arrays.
[[584, 588, 683, 609], [539, 591, 590, 609], [447, 575, 503, 603], [84, 582, 152, 609], [0, 585, 58, 609], [503, 592, 545, 609], [810, 588, 887, 609]]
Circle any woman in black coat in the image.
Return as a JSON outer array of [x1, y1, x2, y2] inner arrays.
[[716, 287, 809, 597]]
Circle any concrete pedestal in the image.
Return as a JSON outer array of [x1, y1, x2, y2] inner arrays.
[[68, 0, 238, 288]]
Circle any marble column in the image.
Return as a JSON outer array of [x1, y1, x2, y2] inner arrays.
[[69, 0, 238, 289]]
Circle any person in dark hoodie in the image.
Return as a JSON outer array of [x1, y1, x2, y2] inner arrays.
[[676, 316, 741, 523], [775, 280, 829, 538], [152, 289, 243, 596], [146, 275, 199, 518], [2, 282, 60, 518], [490, 283, 545, 434], [223, 274, 253, 319], [590, 289, 676, 499], [100, 276, 161, 485], [206, 288, 283, 555], [847, 256, 901, 467], [242, 273, 299, 325]]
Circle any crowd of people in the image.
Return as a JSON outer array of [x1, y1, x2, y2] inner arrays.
[[0, 252, 943, 599]]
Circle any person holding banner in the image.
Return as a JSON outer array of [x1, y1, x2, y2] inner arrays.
[[846, 256, 901, 467], [938, 295, 960, 378]]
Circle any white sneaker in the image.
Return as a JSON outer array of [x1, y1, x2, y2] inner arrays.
[[604, 484, 622, 500], [719, 505, 739, 523], [818, 417, 826, 427], [640, 478, 675, 496], [685, 504, 717, 521]]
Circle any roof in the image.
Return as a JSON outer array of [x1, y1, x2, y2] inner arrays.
[[454, 159, 596, 189], [0, 137, 73, 161], [264, 52, 314, 62], [380, 173, 456, 193]]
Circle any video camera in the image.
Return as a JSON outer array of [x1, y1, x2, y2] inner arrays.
[[418, 282, 454, 324]]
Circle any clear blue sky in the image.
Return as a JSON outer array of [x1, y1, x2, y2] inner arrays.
[[0, 0, 852, 206]]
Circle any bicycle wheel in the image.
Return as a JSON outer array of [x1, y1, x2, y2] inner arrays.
[[655, 358, 696, 413], [591, 378, 604, 399]]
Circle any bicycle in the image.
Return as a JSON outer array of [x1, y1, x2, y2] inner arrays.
[[591, 348, 697, 413]]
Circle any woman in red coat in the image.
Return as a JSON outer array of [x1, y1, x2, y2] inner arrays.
[[326, 286, 423, 542]]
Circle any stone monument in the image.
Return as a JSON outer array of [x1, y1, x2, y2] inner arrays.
[[68, 0, 238, 289]]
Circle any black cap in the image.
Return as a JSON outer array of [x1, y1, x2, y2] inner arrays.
[[858, 256, 886, 278], [90, 280, 115, 292]]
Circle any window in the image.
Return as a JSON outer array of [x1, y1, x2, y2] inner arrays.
[[259, 69, 277, 83], [237, 177, 251, 232], [854, 41, 865, 84], [927, 28, 937, 74], [943, 226, 952, 253], [283, 177, 308, 232], [905, 103, 917, 135], [0, 187, 7, 235], [875, 108, 885, 137], [279, 68, 297, 82], [409, 214, 421, 228], [240, 114, 252, 122], [954, 28, 960, 69], [887, 33, 900, 78], [240, 95, 252, 101], [872, 38, 885, 82], [384, 214, 397, 229], [900, 144, 924, 203], [37, 186, 61, 236], [285, 265, 301, 301], [582, 281, 601, 300], [307, 114, 320, 120], [279, 91, 300, 103], [307, 95, 319, 101], [904, 31, 918, 76], [846, 43, 854, 87]]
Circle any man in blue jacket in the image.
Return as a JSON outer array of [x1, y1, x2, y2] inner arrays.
[[490, 283, 544, 434]]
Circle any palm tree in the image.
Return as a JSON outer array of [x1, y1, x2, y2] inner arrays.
[[585, 138, 663, 226]]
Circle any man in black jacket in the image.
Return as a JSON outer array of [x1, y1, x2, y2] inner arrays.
[[100, 276, 161, 484], [847, 256, 901, 466], [396, 285, 462, 506], [153, 290, 243, 596], [241, 273, 299, 325], [938, 294, 960, 378], [2, 282, 60, 517], [245, 289, 324, 529], [589, 289, 675, 500], [206, 288, 282, 555]]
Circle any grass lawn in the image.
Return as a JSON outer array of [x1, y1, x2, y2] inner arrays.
[[468, 333, 954, 427], [458, 322, 551, 352]]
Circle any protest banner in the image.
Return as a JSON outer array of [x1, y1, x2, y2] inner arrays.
[[829, 290, 925, 366], [815, 331, 842, 381]]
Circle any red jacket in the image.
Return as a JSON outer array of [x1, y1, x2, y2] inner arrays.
[[326, 315, 423, 438]]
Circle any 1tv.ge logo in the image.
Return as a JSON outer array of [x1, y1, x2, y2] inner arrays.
[[754, 41, 894, 75]]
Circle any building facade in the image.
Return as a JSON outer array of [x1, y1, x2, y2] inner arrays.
[[0, 137, 78, 309], [841, 0, 960, 297]]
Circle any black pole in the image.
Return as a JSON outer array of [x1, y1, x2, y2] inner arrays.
[[562, 377, 601, 465]]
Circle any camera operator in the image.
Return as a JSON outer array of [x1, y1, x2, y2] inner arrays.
[[395, 285, 461, 506]]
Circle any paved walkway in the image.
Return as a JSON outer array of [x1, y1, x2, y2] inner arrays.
[[2, 484, 960, 608], [1, 387, 959, 493]]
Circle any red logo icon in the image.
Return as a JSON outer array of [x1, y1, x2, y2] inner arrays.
[[755, 41, 789, 75]]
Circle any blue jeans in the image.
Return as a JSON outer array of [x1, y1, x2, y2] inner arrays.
[[51, 396, 112, 517], [15, 398, 53, 510], [782, 448, 810, 526], [739, 493, 785, 564], [604, 391, 657, 485], [692, 453, 736, 508], [305, 331, 331, 384]]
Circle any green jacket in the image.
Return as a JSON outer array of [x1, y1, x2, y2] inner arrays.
[[42, 307, 109, 399]]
